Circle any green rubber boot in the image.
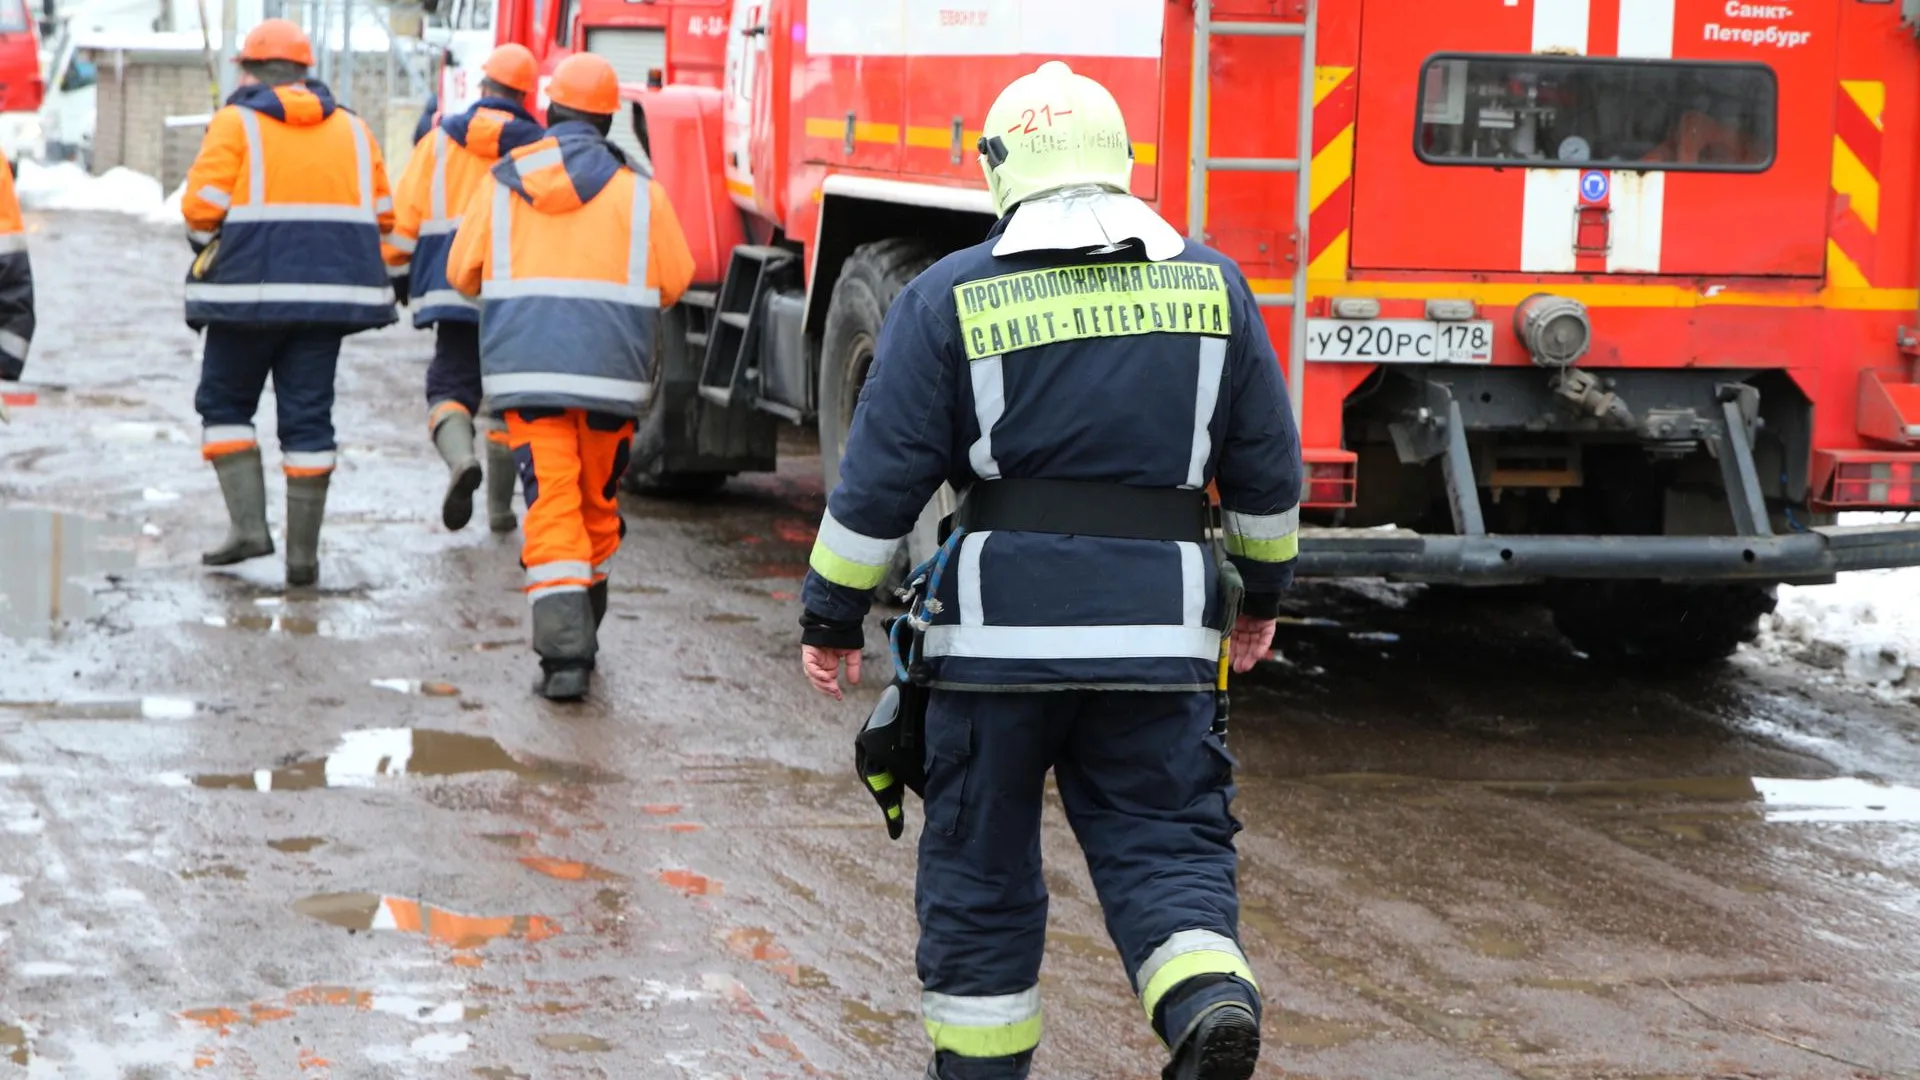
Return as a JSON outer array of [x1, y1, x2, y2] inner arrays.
[[285, 472, 331, 588], [486, 436, 518, 534], [432, 410, 483, 532], [202, 447, 275, 566], [530, 590, 596, 701]]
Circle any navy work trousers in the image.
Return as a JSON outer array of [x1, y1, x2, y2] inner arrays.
[[916, 687, 1251, 1079], [194, 324, 344, 453], [425, 321, 482, 414]]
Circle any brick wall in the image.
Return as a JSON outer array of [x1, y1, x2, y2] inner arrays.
[[87, 49, 397, 192]]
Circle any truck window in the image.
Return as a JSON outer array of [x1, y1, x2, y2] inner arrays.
[[0, 0, 27, 33], [1416, 54, 1776, 172]]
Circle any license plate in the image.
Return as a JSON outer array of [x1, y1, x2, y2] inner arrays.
[[1305, 318, 1495, 364]]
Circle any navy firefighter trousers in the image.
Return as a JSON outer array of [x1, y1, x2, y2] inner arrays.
[[917, 688, 1261, 1079]]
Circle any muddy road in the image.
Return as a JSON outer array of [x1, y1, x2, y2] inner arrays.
[[2, 212, 1918, 1079]]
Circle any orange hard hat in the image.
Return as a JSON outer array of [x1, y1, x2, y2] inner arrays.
[[238, 18, 314, 67], [482, 43, 537, 94], [547, 52, 620, 116]]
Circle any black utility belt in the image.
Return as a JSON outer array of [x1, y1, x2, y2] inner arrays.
[[953, 479, 1209, 543]]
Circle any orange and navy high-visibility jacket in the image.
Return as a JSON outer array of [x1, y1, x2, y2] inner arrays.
[[383, 97, 543, 328], [0, 158, 34, 380], [181, 80, 397, 330], [446, 121, 695, 418]]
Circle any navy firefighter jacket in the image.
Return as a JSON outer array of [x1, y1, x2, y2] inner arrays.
[[801, 220, 1303, 691]]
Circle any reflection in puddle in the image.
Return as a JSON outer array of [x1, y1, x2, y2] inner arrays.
[[536, 1033, 611, 1053], [370, 678, 460, 697], [518, 856, 626, 882], [1, 1022, 26, 1066], [268, 836, 327, 853], [193, 728, 620, 790], [1488, 774, 1920, 823], [842, 999, 910, 1048], [293, 892, 560, 951], [0, 508, 139, 640], [202, 612, 322, 635], [0, 696, 196, 720], [658, 869, 720, 897]]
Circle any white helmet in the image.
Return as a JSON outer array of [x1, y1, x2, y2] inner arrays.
[[979, 61, 1134, 216]]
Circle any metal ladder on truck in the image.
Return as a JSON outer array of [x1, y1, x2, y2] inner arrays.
[[1188, 0, 1318, 426]]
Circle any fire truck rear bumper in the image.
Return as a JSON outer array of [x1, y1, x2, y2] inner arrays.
[[1294, 523, 1920, 585]]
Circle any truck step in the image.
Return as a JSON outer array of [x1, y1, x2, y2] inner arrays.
[[718, 312, 751, 329], [682, 288, 718, 309], [686, 331, 709, 349]]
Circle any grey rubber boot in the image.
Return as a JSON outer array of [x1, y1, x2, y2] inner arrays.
[[485, 437, 518, 534], [432, 410, 483, 532], [530, 589, 596, 701], [284, 472, 331, 588], [202, 447, 275, 566], [588, 580, 608, 630]]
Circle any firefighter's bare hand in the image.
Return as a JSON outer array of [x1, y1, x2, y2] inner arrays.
[[802, 645, 863, 700], [1229, 615, 1277, 674]]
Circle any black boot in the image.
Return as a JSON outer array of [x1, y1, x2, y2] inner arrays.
[[202, 447, 274, 565], [285, 472, 330, 588], [432, 409, 483, 531], [1162, 1001, 1260, 1080], [531, 589, 596, 701]]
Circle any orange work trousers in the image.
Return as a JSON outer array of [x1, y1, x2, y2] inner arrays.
[[505, 408, 634, 600]]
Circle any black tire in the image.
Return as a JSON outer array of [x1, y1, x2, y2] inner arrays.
[[624, 305, 731, 496], [817, 240, 941, 598], [1547, 581, 1778, 668]]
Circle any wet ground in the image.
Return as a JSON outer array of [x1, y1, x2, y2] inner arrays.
[[2, 212, 1919, 1078]]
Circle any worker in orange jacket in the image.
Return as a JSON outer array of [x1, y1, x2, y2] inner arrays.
[[0, 154, 35, 399], [385, 43, 544, 535], [447, 53, 695, 700], [182, 18, 397, 587]]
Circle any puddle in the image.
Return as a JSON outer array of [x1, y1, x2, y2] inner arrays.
[[0, 696, 196, 721], [268, 836, 327, 853], [536, 1033, 611, 1053], [1752, 777, 1920, 823], [180, 864, 246, 882], [474, 1069, 532, 1080], [202, 612, 322, 635], [293, 892, 560, 951], [841, 1000, 910, 1048], [1, 1023, 26, 1066], [370, 678, 461, 697], [518, 856, 626, 883], [658, 869, 720, 897], [193, 728, 620, 790], [0, 508, 140, 640], [1271, 1009, 1383, 1050], [723, 927, 789, 962], [1489, 774, 1920, 823], [704, 613, 759, 624], [611, 583, 668, 595]]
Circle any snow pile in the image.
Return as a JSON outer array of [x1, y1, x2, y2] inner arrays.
[[16, 160, 167, 218], [1748, 513, 1920, 698]]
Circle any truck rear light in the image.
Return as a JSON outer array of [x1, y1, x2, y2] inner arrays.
[[1329, 297, 1380, 320], [1813, 450, 1920, 509], [1302, 451, 1357, 508], [1425, 299, 1476, 321]]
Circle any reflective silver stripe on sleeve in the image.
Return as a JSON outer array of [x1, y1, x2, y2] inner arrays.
[[225, 204, 380, 224], [416, 289, 480, 311], [0, 233, 23, 255], [526, 560, 593, 585], [184, 283, 395, 306], [922, 623, 1221, 661], [387, 234, 417, 254], [482, 372, 651, 406], [187, 228, 216, 246], [513, 146, 563, 178], [481, 278, 662, 305], [350, 115, 374, 212], [627, 173, 652, 293], [593, 561, 612, 577], [374, 195, 393, 214], [815, 510, 905, 569], [283, 450, 336, 470], [418, 216, 462, 237], [921, 987, 1040, 1027], [491, 182, 513, 280], [1179, 541, 1206, 628], [0, 329, 27, 362], [238, 107, 267, 204], [195, 185, 231, 209], [1186, 337, 1227, 489], [967, 354, 1005, 480], [1222, 507, 1300, 540], [430, 130, 450, 221], [957, 530, 990, 626], [203, 424, 255, 444]]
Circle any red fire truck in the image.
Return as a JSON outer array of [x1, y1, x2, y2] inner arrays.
[[491, 0, 1920, 665]]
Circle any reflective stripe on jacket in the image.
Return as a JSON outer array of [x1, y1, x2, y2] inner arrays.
[[445, 122, 696, 418], [182, 80, 397, 330], [800, 225, 1303, 690], [0, 160, 33, 380], [385, 98, 543, 327]]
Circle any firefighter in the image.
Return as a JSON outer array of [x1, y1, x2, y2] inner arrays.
[[797, 62, 1300, 1080], [0, 148, 34, 393], [385, 42, 544, 534], [183, 18, 397, 587], [446, 52, 696, 701]]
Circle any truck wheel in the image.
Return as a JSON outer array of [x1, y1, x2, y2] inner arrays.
[[817, 239, 943, 598], [1546, 581, 1777, 667], [623, 305, 730, 496]]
